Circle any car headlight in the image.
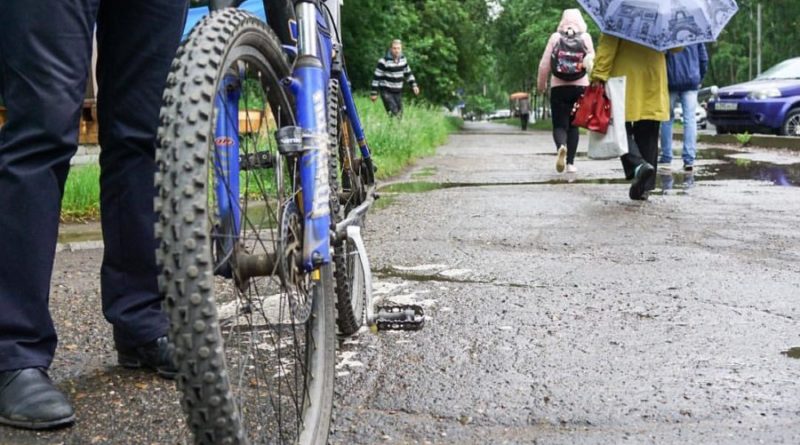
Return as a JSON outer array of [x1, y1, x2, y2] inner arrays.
[[747, 88, 782, 100]]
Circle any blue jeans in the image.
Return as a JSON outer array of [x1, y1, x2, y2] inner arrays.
[[660, 90, 698, 166]]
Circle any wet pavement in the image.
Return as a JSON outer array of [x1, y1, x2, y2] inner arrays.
[[4, 121, 799, 444], [331, 122, 800, 444]]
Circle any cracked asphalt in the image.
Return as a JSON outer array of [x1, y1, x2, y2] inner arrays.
[[2, 122, 799, 444]]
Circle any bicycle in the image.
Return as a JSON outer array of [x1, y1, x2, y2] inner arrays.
[[155, 0, 380, 442]]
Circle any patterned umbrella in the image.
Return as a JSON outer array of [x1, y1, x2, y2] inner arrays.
[[577, 0, 738, 51]]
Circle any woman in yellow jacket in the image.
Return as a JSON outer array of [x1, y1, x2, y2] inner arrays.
[[590, 34, 670, 200]]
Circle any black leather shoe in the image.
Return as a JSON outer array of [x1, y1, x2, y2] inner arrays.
[[117, 336, 177, 379], [0, 368, 75, 430], [629, 162, 655, 200]]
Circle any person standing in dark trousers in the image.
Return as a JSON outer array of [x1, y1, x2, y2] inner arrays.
[[537, 9, 595, 174], [0, 0, 187, 430], [370, 39, 420, 117], [518, 95, 531, 130], [591, 33, 671, 200]]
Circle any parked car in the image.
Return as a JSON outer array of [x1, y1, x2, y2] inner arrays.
[[707, 57, 800, 136], [673, 102, 708, 129], [488, 109, 512, 120]]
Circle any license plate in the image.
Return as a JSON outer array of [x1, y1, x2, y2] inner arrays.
[[715, 102, 738, 111]]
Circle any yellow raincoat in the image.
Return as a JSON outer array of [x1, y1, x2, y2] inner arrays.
[[590, 34, 670, 122]]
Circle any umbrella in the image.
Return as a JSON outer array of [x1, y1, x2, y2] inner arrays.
[[577, 0, 738, 51], [509, 92, 529, 100]]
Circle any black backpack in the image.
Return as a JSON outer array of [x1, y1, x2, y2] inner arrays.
[[550, 31, 587, 81]]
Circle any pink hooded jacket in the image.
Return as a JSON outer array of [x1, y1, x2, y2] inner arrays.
[[537, 9, 595, 92]]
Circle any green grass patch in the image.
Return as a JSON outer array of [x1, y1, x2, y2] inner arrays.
[[355, 96, 460, 179], [61, 165, 100, 222], [60, 96, 459, 220]]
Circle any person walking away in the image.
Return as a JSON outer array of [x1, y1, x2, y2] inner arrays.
[[370, 39, 420, 117], [519, 95, 531, 130], [660, 43, 708, 172], [590, 34, 670, 200], [537, 9, 594, 174], [0, 0, 187, 429]]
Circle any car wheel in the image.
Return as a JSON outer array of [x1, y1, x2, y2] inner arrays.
[[716, 126, 729, 135], [780, 108, 800, 136]]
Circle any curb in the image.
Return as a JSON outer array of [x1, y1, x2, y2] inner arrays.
[[673, 131, 800, 151]]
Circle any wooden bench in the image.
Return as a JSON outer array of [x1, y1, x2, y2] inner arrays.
[[0, 100, 99, 145]]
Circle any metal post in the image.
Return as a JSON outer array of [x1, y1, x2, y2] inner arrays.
[[757, 2, 762, 75], [748, 5, 753, 79]]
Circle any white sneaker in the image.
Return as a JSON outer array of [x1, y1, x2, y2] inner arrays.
[[566, 164, 577, 173], [556, 145, 567, 173]]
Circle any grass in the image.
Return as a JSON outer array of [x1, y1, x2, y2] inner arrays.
[[60, 96, 459, 220], [61, 165, 101, 222], [355, 96, 460, 179]]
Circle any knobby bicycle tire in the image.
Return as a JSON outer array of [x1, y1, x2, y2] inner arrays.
[[328, 78, 367, 336], [155, 9, 334, 445]]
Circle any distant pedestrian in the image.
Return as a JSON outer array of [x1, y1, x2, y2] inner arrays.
[[537, 9, 594, 174], [590, 34, 671, 200], [518, 95, 531, 130], [370, 39, 420, 117], [660, 43, 709, 172]]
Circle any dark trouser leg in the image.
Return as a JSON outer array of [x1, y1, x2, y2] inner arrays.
[[95, 0, 187, 349], [550, 88, 571, 149], [550, 86, 584, 160], [380, 91, 403, 117], [621, 120, 660, 190], [0, 0, 98, 371], [520, 113, 529, 130]]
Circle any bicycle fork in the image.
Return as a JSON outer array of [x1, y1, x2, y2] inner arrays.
[[284, 0, 332, 272]]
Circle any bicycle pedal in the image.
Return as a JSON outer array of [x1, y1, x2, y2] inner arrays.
[[374, 304, 425, 331]]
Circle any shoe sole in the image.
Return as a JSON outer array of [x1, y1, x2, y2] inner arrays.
[[556, 147, 567, 173], [118, 355, 177, 380], [629, 165, 655, 200], [0, 413, 75, 430]]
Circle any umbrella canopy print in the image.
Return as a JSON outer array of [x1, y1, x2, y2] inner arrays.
[[577, 0, 738, 51]]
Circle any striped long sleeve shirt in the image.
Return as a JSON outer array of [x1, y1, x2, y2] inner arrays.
[[370, 54, 417, 95]]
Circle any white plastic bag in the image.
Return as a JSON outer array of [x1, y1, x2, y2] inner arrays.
[[588, 76, 628, 159]]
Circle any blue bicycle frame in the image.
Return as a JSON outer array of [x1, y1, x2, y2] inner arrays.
[[207, 0, 374, 273]]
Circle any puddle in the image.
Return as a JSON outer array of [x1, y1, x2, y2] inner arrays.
[[780, 347, 800, 359], [380, 148, 800, 194], [380, 181, 447, 193], [372, 194, 396, 211], [696, 147, 745, 159]]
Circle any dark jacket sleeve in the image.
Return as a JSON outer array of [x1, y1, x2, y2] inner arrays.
[[698, 44, 709, 83]]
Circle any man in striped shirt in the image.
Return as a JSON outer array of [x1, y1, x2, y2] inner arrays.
[[370, 39, 420, 117]]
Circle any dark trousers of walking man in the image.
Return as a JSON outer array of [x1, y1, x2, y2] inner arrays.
[[380, 90, 404, 117], [0, 0, 186, 428]]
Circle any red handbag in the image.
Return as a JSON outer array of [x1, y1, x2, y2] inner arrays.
[[571, 83, 611, 134]]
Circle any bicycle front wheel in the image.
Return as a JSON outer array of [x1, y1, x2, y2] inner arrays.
[[156, 9, 334, 445]]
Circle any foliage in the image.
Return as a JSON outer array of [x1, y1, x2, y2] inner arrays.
[[735, 131, 753, 146], [341, 0, 797, 105], [342, 0, 494, 107]]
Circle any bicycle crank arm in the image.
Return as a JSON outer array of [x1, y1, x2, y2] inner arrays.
[[332, 185, 377, 242]]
